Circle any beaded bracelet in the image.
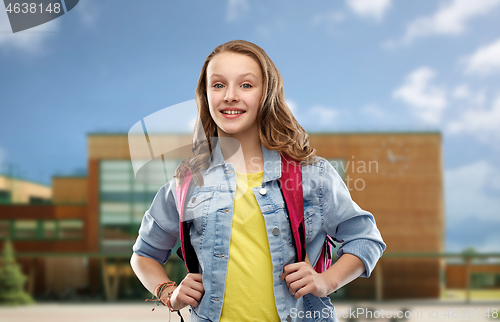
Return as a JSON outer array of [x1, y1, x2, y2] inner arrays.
[[146, 281, 177, 311], [146, 281, 185, 322]]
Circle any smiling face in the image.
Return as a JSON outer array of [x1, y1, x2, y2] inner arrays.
[[206, 52, 264, 141]]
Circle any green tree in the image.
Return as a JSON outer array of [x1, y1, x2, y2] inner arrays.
[[0, 239, 34, 305], [461, 247, 477, 255]]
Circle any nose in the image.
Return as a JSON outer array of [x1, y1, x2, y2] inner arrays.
[[224, 85, 239, 102]]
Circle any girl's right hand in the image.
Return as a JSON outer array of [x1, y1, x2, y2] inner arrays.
[[169, 273, 204, 310]]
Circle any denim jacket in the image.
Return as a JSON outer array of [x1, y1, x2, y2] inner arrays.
[[133, 140, 386, 322]]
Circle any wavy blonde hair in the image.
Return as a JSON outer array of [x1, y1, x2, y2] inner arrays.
[[175, 40, 318, 188]]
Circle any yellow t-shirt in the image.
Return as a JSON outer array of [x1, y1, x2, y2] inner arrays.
[[219, 170, 280, 321]]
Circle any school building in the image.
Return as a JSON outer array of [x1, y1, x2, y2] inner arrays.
[[0, 131, 444, 300]]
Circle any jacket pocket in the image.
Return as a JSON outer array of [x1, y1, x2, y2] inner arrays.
[[186, 190, 214, 209], [185, 190, 215, 235], [189, 305, 212, 321], [303, 293, 336, 321]]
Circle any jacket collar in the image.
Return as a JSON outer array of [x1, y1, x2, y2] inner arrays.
[[206, 137, 281, 183]]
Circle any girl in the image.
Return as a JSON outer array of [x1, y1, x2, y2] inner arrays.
[[130, 40, 386, 322]]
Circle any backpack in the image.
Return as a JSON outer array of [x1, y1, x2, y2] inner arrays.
[[175, 153, 335, 274]]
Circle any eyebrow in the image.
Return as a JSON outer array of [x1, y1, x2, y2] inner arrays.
[[208, 72, 258, 80]]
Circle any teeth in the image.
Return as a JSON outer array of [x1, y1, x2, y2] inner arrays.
[[222, 110, 244, 115]]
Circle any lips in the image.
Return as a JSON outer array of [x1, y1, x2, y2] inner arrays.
[[220, 107, 246, 114], [219, 107, 246, 120]]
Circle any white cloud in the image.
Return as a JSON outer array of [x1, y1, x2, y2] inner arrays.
[[361, 104, 385, 118], [226, 0, 250, 23], [447, 94, 500, 144], [0, 6, 60, 54], [452, 84, 472, 99], [393, 67, 447, 124], [309, 105, 339, 126], [284, 99, 306, 125], [445, 160, 500, 223], [395, 0, 500, 45], [346, 0, 392, 21], [463, 38, 500, 76], [286, 99, 297, 114], [451, 84, 486, 107]]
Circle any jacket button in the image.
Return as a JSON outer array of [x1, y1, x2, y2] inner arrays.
[[272, 227, 280, 236], [191, 197, 196, 203], [259, 187, 267, 195]]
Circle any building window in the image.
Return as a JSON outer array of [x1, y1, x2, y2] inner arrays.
[[99, 159, 182, 253], [29, 196, 51, 204], [59, 220, 83, 240], [3, 220, 83, 241], [0, 190, 11, 204], [0, 220, 10, 239], [43, 220, 57, 239], [14, 220, 38, 239]]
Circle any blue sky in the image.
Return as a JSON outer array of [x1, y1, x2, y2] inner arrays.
[[1, 0, 499, 252]]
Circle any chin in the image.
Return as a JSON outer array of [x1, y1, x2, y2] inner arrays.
[[220, 129, 241, 136]]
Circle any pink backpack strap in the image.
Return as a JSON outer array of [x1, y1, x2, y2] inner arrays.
[[280, 153, 306, 262], [176, 167, 192, 224], [280, 154, 335, 273], [175, 167, 199, 273], [314, 235, 335, 273]]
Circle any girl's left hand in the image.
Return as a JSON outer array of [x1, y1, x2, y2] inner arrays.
[[279, 254, 330, 299]]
